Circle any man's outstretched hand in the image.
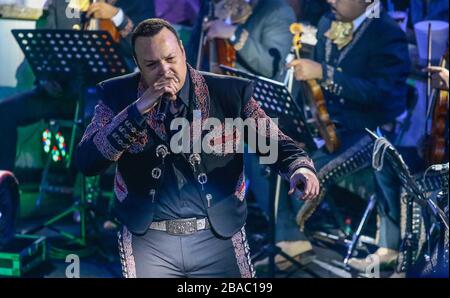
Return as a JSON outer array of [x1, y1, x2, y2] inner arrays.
[[288, 167, 320, 201]]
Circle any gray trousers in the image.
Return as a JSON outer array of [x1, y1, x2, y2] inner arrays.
[[117, 225, 255, 278]]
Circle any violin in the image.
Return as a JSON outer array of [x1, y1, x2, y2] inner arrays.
[[75, 0, 121, 43], [196, 0, 252, 72], [289, 23, 340, 153], [426, 47, 449, 165]]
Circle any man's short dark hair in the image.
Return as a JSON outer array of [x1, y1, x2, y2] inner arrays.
[[131, 18, 182, 59]]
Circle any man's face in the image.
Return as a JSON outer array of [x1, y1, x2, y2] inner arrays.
[[327, 0, 369, 22], [134, 27, 187, 94]]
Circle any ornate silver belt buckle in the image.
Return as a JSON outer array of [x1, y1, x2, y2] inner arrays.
[[166, 218, 197, 235]]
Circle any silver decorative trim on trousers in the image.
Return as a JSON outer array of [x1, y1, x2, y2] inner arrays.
[[232, 226, 256, 278], [117, 225, 136, 278]]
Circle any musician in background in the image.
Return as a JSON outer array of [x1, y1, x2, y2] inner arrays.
[[189, 0, 295, 80], [0, 0, 154, 171], [274, 0, 411, 272]]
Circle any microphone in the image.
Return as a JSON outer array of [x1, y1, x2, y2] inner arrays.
[[155, 93, 172, 123]]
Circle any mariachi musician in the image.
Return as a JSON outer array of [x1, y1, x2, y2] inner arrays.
[[0, 0, 154, 172], [275, 0, 411, 271], [192, 0, 295, 80]]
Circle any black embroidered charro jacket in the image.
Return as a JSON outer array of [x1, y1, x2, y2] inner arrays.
[[76, 66, 315, 237]]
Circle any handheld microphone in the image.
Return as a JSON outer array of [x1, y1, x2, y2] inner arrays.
[[155, 93, 172, 123]]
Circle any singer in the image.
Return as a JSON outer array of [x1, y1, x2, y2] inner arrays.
[[75, 18, 319, 278]]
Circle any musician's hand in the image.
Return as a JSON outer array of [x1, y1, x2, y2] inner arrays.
[[204, 20, 237, 40], [135, 73, 180, 115], [424, 66, 449, 91], [287, 59, 323, 81], [288, 167, 320, 201], [86, 2, 119, 20]]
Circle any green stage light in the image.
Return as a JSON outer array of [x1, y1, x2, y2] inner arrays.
[[42, 129, 67, 163], [42, 129, 52, 153]]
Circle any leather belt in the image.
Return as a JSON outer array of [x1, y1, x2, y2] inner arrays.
[[149, 218, 210, 235]]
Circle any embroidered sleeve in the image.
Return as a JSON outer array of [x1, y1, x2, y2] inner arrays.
[[243, 97, 292, 142], [80, 101, 115, 145], [286, 158, 316, 179], [242, 97, 316, 177], [79, 101, 147, 162]]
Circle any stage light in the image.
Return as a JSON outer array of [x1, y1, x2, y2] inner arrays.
[[41, 129, 67, 163]]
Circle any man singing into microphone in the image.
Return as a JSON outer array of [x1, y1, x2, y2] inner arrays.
[[76, 18, 319, 278]]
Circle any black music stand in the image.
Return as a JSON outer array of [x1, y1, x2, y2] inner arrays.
[[221, 65, 317, 277], [12, 29, 130, 247]]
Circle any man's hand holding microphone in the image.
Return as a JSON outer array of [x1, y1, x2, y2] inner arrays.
[[136, 71, 180, 117]]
